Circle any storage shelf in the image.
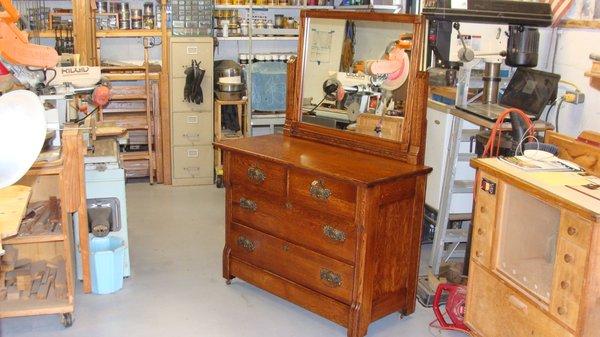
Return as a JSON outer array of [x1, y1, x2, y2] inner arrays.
[[121, 152, 151, 161], [217, 36, 298, 41], [110, 94, 148, 100], [96, 29, 162, 37], [214, 5, 333, 9], [28, 30, 55, 38], [103, 73, 160, 81], [560, 19, 600, 29], [3, 233, 66, 245], [0, 298, 72, 319]]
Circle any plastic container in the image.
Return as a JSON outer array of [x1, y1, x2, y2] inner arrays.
[[90, 236, 125, 294]]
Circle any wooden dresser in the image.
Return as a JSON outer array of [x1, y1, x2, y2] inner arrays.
[[215, 10, 430, 337], [217, 135, 430, 337], [467, 144, 600, 337]]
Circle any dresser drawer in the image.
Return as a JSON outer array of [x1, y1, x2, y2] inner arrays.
[[289, 169, 356, 220], [229, 222, 354, 304], [550, 238, 587, 330], [172, 112, 212, 146], [231, 187, 357, 264], [471, 172, 499, 267], [173, 145, 213, 179], [466, 263, 574, 337], [230, 154, 286, 197]]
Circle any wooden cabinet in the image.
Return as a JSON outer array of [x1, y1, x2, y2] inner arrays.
[[467, 158, 600, 337], [169, 37, 214, 186], [218, 136, 431, 337]]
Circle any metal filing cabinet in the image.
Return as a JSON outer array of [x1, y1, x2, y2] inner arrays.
[[170, 37, 214, 185]]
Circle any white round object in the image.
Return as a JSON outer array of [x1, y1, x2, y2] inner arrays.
[[0, 90, 47, 188], [524, 149, 556, 161], [219, 76, 242, 84]]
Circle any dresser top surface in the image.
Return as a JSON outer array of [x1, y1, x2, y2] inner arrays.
[[215, 134, 431, 186]]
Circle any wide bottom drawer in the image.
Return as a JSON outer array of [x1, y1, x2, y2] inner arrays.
[[466, 263, 574, 337], [228, 223, 354, 304], [229, 257, 350, 327]]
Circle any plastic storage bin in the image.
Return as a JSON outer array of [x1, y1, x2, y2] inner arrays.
[[90, 236, 125, 294]]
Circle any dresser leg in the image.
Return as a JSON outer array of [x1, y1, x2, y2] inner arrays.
[[223, 245, 234, 284], [347, 303, 369, 337]]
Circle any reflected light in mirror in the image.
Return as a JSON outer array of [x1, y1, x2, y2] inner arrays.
[[300, 19, 414, 142]]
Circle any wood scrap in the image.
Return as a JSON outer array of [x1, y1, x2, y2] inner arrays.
[[53, 258, 67, 300], [6, 287, 19, 301], [0, 246, 17, 272], [36, 267, 57, 300], [0, 287, 6, 300], [16, 274, 31, 300], [17, 199, 62, 237]]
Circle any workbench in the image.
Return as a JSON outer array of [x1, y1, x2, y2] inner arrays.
[[0, 126, 90, 327]]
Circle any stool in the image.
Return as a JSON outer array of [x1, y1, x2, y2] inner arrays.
[[214, 98, 247, 187]]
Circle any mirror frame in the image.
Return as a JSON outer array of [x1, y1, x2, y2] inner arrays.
[[284, 10, 428, 165]]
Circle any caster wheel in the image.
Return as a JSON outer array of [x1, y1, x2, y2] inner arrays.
[[61, 313, 73, 328], [225, 279, 232, 285], [216, 175, 224, 188]]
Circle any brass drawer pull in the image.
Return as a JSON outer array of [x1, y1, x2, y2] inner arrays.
[[240, 198, 258, 212], [557, 306, 568, 316], [310, 180, 331, 201], [247, 166, 266, 184], [564, 254, 574, 263], [323, 225, 346, 243], [237, 236, 255, 252], [567, 226, 578, 236], [320, 269, 342, 288]]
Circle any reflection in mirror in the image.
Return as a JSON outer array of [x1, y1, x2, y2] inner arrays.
[[300, 19, 414, 142]]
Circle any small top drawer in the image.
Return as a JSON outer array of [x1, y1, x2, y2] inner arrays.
[[171, 41, 213, 78], [289, 169, 356, 220], [230, 153, 286, 197]]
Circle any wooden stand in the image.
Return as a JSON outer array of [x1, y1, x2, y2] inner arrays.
[[214, 98, 247, 184], [0, 126, 90, 326]]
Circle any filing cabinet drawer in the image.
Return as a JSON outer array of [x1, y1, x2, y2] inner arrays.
[[230, 153, 286, 197], [471, 172, 499, 267], [172, 112, 212, 146], [171, 76, 213, 112], [171, 41, 213, 78], [289, 169, 356, 220], [550, 238, 587, 329], [231, 186, 357, 264], [466, 263, 574, 337], [173, 145, 213, 179], [228, 222, 354, 304]]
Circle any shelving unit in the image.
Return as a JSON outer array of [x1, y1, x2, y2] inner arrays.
[[92, 0, 171, 184], [0, 127, 90, 325]]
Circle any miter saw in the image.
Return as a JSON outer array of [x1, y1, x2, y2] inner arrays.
[[316, 38, 411, 122]]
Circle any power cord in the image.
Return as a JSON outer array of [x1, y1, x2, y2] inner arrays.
[[306, 96, 327, 115], [74, 106, 99, 123], [555, 98, 565, 133]]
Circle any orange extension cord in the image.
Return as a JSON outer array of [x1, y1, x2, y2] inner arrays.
[[482, 108, 535, 158]]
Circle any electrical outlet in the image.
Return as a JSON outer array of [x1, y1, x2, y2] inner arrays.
[[564, 90, 585, 104]]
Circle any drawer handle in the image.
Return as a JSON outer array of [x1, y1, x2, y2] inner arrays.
[[237, 236, 255, 252], [560, 281, 570, 290], [323, 225, 346, 243], [247, 166, 266, 184], [480, 206, 487, 214], [564, 254, 574, 263], [320, 269, 342, 288], [508, 295, 528, 314], [239, 198, 257, 212], [477, 228, 485, 235], [310, 180, 331, 201], [557, 306, 567, 316], [567, 226, 578, 236]]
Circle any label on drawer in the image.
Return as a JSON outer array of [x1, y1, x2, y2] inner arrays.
[[187, 149, 199, 157], [186, 46, 198, 55], [186, 115, 199, 124]]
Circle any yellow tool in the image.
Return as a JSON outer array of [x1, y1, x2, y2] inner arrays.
[[0, 0, 59, 68]]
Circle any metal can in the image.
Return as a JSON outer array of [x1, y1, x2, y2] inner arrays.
[[143, 2, 154, 15], [96, 1, 109, 13], [131, 9, 143, 20], [131, 18, 143, 29], [143, 15, 155, 29]]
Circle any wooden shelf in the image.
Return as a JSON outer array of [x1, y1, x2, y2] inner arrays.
[[0, 184, 32, 240], [120, 152, 151, 161], [0, 298, 72, 319], [214, 4, 333, 9], [104, 73, 160, 81], [560, 19, 600, 29], [28, 30, 55, 38], [217, 36, 298, 41], [110, 94, 148, 100], [3, 233, 66, 245], [96, 29, 162, 37]]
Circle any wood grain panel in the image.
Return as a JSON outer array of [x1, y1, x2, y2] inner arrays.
[[229, 223, 355, 304], [230, 153, 287, 197], [289, 168, 357, 220], [231, 187, 357, 264]]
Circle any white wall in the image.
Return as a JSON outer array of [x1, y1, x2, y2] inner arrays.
[[353, 21, 413, 60], [537, 28, 600, 136]]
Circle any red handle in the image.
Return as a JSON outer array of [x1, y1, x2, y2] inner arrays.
[[433, 283, 455, 328]]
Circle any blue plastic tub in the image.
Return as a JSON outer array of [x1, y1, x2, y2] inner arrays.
[[90, 236, 125, 294]]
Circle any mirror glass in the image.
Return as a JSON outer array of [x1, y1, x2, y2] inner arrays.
[[300, 18, 414, 142]]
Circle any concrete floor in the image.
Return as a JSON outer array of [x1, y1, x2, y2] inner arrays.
[[1, 184, 463, 337]]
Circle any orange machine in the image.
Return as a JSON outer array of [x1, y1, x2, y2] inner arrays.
[[0, 0, 59, 68]]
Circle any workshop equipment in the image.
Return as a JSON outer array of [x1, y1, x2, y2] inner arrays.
[[432, 283, 470, 333], [0, 0, 59, 68]]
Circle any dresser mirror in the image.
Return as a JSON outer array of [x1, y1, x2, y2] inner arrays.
[[286, 11, 428, 164]]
